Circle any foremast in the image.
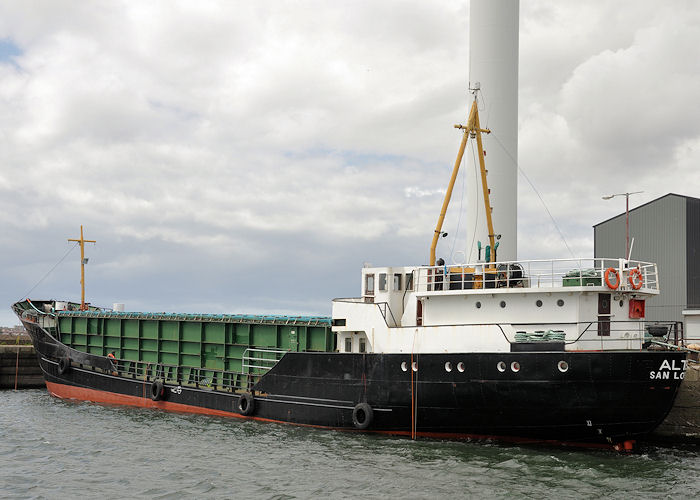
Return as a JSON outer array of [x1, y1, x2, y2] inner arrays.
[[68, 225, 96, 311]]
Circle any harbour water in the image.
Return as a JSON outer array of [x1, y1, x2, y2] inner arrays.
[[1, 389, 698, 499]]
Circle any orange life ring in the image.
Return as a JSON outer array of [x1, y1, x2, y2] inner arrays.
[[604, 268, 620, 289], [628, 268, 643, 290]]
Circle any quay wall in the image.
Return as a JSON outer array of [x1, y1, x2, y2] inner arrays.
[[652, 361, 700, 442], [0, 345, 44, 389]]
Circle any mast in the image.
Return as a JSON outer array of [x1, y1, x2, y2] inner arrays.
[[430, 96, 494, 266], [68, 225, 96, 311], [472, 100, 497, 264]]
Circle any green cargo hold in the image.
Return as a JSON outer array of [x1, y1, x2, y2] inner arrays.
[[55, 310, 334, 391]]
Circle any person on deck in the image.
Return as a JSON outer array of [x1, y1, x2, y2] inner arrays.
[[107, 351, 118, 375]]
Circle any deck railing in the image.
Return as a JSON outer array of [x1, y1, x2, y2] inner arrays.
[[242, 347, 288, 375], [85, 347, 292, 392], [91, 357, 258, 391], [415, 258, 659, 293]]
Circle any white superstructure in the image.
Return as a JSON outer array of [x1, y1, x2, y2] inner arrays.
[[332, 259, 658, 354]]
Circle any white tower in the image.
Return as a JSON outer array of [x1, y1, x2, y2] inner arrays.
[[464, 0, 519, 263]]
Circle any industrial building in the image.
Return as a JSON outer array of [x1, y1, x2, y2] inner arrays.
[[593, 194, 700, 332]]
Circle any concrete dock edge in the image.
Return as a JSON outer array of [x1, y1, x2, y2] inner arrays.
[[0, 345, 45, 389]]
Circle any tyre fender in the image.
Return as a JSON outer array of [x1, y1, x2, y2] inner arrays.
[[352, 402, 374, 430], [151, 380, 165, 401], [237, 392, 255, 416], [57, 357, 71, 376]]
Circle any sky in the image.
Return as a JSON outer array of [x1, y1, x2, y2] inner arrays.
[[1, 0, 699, 326]]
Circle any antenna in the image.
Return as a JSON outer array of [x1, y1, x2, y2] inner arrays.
[[628, 237, 635, 261], [68, 225, 96, 310]]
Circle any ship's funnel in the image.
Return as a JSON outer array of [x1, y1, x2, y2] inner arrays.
[[463, 0, 519, 263]]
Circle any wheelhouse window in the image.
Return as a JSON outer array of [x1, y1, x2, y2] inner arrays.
[[345, 338, 352, 353], [378, 273, 387, 291], [365, 274, 375, 295], [359, 338, 366, 353], [393, 273, 402, 291], [405, 273, 414, 291]]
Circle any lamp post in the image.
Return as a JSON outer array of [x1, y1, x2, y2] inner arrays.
[[602, 191, 643, 260]]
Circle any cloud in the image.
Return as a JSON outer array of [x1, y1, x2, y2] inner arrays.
[[1, 1, 699, 326]]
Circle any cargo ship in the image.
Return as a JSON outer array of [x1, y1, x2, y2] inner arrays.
[[12, 90, 688, 450]]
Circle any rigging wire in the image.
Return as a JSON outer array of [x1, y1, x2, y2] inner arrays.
[[466, 139, 481, 263], [448, 137, 468, 261], [490, 132, 576, 259], [21, 242, 79, 300], [479, 90, 494, 131]]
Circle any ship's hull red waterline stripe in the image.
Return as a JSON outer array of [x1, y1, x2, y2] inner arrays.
[[44, 381, 614, 450]]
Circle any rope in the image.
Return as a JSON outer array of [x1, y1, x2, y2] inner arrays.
[[413, 357, 418, 440], [410, 328, 419, 440], [21, 243, 79, 299], [410, 351, 414, 439], [490, 132, 576, 259]]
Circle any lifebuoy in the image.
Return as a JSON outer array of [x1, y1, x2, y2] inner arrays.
[[57, 357, 71, 375], [628, 268, 643, 290], [237, 392, 255, 416], [151, 380, 165, 401], [352, 402, 374, 430], [604, 268, 620, 289]]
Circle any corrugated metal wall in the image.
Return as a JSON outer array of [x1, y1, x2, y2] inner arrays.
[[687, 197, 700, 309], [594, 194, 687, 323]]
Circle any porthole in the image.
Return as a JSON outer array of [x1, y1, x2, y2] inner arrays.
[[619, 300, 624, 307], [457, 362, 465, 372], [445, 361, 452, 372], [401, 361, 408, 372], [558, 360, 569, 373], [412, 361, 418, 372], [500, 301, 506, 308], [475, 301, 482, 309], [557, 299, 565, 307], [536, 300, 543, 307], [511, 361, 521, 373], [497, 361, 506, 372]]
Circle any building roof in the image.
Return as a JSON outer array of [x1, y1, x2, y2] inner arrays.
[[593, 193, 700, 228]]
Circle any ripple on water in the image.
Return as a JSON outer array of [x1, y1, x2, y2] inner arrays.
[[0, 389, 698, 499]]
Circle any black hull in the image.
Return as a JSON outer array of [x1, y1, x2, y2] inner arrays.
[[19, 317, 687, 448]]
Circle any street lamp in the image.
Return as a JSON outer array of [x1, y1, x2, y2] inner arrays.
[[602, 191, 644, 260]]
